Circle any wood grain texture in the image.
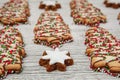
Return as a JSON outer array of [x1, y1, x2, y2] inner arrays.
[[0, 0, 119, 80]]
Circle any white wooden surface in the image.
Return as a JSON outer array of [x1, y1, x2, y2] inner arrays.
[[0, 0, 120, 80]]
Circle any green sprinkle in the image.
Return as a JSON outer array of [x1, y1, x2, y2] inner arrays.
[[0, 51, 2, 54], [95, 34, 99, 36], [9, 34, 13, 36], [1, 45, 7, 49], [6, 26, 9, 29], [18, 46, 22, 50], [12, 40, 16, 44], [95, 69, 99, 72], [105, 66, 109, 70], [8, 51, 12, 56], [100, 34, 103, 36]]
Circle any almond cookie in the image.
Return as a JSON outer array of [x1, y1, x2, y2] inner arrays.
[[39, 48, 74, 72], [39, 1, 61, 11], [104, 0, 120, 9]]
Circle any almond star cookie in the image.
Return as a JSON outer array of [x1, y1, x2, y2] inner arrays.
[[104, 0, 120, 9], [39, 0, 61, 11], [39, 48, 74, 72]]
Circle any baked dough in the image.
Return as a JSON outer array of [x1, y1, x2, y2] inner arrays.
[[85, 27, 120, 77], [39, 48, 74, 72], [33, 11, 73, 49], [104, 0, 120, 9], [0, 0, 30, 25], [70, 0, 106, 26], [39, 1, 61, 11], [0, 26, 26, 78]]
